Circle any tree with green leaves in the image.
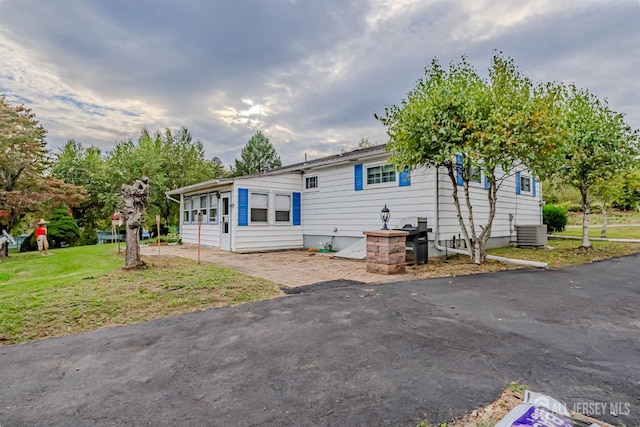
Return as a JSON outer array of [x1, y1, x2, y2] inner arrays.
[[104, 127, 225, 228], [232, 131, 282, 176], [0, 96, 85, 257], [52, 140, 107, 232], [614, 166, 640, 212], [591, 173, 625, 238], [376, 53, 561, 264], [549, 85, 639, 248]]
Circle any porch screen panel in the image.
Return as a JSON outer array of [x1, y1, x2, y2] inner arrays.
[[199, 195, 208, 221], [191, 196, 199, 222], [209, 194, 218, 223], [183, 198, 191, 223]]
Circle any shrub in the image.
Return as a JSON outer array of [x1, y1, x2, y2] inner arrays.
[[20, 232, 37, 252], [78, 227, 98, 246], [543, 204, 568, 233], [48, 208, 81, 248]]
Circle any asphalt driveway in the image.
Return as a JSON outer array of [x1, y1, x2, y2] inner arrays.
[[1, 254, 639, 426]]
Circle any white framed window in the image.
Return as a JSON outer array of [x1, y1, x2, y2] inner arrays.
[[199, 195, 208, 221], [191, 196, 199, 222], [469, 166, 482, 183], [209, 194, 218, 223], [183, 197, 191, 223], [520, 176, 531, 193], [366, 164, 396, 186], [305, 175, 318, 190], [250, 192, 269, 223], [275, 194, 291, 223]]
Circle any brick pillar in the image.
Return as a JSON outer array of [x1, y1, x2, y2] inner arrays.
[[363, 230, 408, 275]]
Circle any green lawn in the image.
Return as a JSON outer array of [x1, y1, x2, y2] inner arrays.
[[566, 210, 640, 226], [0, 245, 281, 346], [556, 225, 640, 239], [489, 238, 640, 267]]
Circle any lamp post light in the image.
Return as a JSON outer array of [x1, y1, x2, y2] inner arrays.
[[380, 205, 391, 230]]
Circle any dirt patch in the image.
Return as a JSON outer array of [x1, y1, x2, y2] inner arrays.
[[407, 255, 524, 279]]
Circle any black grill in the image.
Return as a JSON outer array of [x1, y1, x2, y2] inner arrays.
[[395, 218, 430, 265]]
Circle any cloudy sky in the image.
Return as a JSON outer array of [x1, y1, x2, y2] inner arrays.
[[1, 0, 638, 167]]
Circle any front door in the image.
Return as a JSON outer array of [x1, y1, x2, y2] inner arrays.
[[220, 192, 231, 250]]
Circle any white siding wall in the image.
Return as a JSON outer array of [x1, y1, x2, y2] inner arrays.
[[232, 173, 304, 252], [302, 157, 436, 240], [437, 168, 542, 242], [181, 224, 221, 247]]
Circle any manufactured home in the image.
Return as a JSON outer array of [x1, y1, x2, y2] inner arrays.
[[166, 144, 543, 256]]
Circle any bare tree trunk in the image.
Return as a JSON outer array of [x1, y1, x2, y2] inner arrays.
[[600, 200, 607, 238], [121, 177, 150, 269], [447, 165, 473, 261], [580, 185, 591, 249]]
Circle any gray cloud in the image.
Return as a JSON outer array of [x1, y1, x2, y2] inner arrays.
[[1, 0, 638, 167]]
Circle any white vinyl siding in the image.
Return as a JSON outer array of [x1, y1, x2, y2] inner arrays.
[[232, 173, 303, 252], [438, 168, 542, 241], [302, 157, 436, 238], [175, 149, 542, 255]]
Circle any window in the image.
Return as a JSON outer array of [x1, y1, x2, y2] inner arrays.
[[183, 198, 191, 223], [305, 175, 318, 190], [469, 166, 482, 183], [367, 164, 396, 185], [275, 194, 291, 222], [191, 196, 199, 222], [209, 194, 218, 223], [250, 192, 268, 222], [199, 195, 208, 220], [520, 176, 531, 193]]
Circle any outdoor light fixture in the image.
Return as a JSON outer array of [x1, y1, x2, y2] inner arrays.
[[380, 204, 390, 230]]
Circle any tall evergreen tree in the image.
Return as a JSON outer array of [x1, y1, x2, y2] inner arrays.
[[232, 131, 282, 176]]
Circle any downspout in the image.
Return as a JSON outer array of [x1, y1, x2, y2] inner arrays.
[[432, 167, 548, 268]]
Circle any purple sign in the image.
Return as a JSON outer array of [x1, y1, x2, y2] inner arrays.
[[512, 406, 576, 427]]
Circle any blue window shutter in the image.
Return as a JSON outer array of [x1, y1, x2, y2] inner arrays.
[[238, 188, 248, 226], [354, 164, 363, 191], [456, 154, 464, 186], [292, 192, 301, 226], [515, 171, 521, 195], [484, 174, 489, 190], [532, 177, 537, 197], [399, 168, 411, 187]]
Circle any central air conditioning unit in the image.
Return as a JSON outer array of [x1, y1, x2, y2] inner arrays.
[[515, 224, 548, 247]]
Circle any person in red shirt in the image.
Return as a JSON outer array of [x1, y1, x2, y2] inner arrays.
[[35, 218, 50, 256]]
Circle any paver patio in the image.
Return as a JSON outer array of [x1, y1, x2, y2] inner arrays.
[[140, 244, 411, 287]]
